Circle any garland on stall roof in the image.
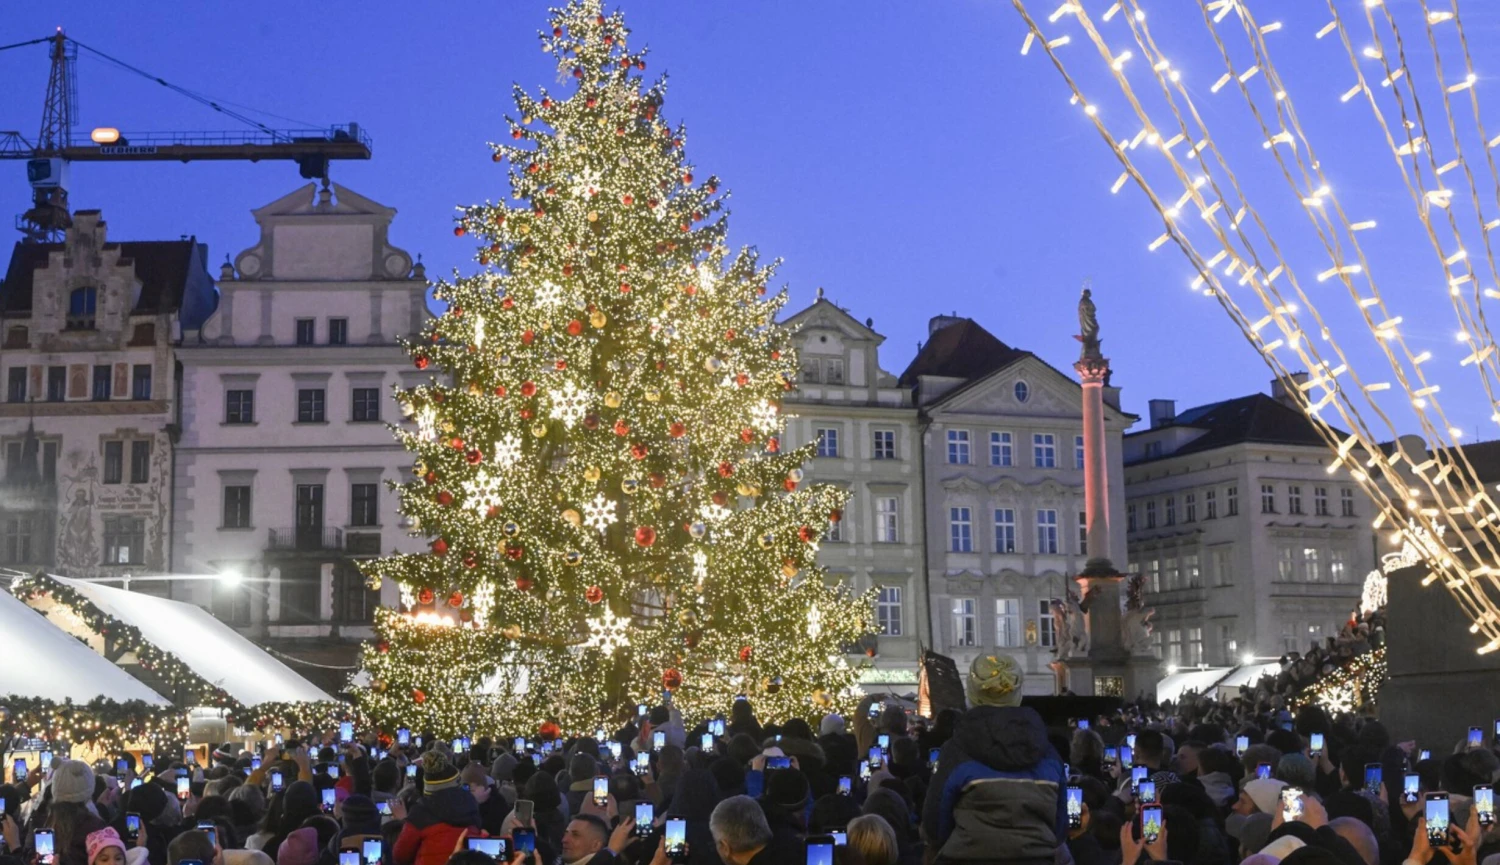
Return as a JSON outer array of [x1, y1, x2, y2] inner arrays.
[[244, 701, 370, 736], [0, 695, 188, 755], [1290, 647, 1387, 715]]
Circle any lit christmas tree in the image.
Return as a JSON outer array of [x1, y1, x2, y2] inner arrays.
[[354, 0, 874, 736]]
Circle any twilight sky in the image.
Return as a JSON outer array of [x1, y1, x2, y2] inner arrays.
[[6, 0, 1500, 437]]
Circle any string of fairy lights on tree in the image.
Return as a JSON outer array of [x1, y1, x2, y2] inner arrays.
[[352, 0, 874, 737], [1010, 0, 1500, 654]]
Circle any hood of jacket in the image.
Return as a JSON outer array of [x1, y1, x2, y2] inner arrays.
[[404, 786, 479, 830], [956, 706, 1048, 772]]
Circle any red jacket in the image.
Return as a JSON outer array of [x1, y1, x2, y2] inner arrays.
[[392, 820, 470, 865]]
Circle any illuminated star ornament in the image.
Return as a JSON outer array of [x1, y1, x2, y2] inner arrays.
[[547, 380, 591, 428], [570, 168, 603, 199], [582, 606, 631, 656], [416, 406, 439, 441], [583, 493, 617, 533], [462, 470, 503, 516], [493, 432, 523, 468], [535, 281, 564, 308], [750, 399, 780, 433]]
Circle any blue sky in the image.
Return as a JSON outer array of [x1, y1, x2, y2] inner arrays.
[[5, 0, 1500, 436]]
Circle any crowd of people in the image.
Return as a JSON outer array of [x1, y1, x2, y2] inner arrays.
[[0, 648, 1488, 865], [1231, 608, 1388, 713]]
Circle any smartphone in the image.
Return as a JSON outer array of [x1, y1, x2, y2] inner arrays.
[[363, 838, 382, 864], [1138, 779, 1157, 804], [665, 819, 688, 861], [1477, 785, 1494, 827], [397, 728, 411, 746], [1420, 749, 1432, 761], [592, 776, 609, 808], [340, 853, 360, 865], [271, 771, 285, 793], [414, 737, 423, 749], [512, 828, 535, 855], [377, 800, 392, 817], [837, 776, 852, 796], [1131, 766, 1149, 791], [768, 756, 792, 770], [176, 775, 190, 800], [713, 718, 725, 737], [1470, 727, 1485, 749], [701, 733, 714, 751], [831, 831, 847, 846], [653, 731, 666, 751], [40, 751, 52, 772], [1256, 762, 1272, 780], [452, 738, 464, 753], [142, 754, 154, 769], [275, 733, 284, 746], [1105, 747, 1118, 764], [115, 759, 128, 775], [1403, 773, 1421, 804], [868, 746, 884, 769], [634, 752, 649, 775], [515, 799, 534, 826], [251, 756, 262, 771], [635, 801, 655, 837], [1283, 787, 1304, 821], [929, 747, 941, 767], [512, 736, 525, 754], [328, 765, 341, 780], [1119, 745, 1133, 768], [1140, 805, 1163, 844], [36, 828, 55, 865], [1126, 734, 1137, 749], [339, 721, 354, 744], [1310, 733, 1324, 758], [806, 836, 835, 865], [1078, 718, 1090, 730], [1364, 763, 1382, 795], [859, 760, 871, 780], [12, 760, 26, 783], [184, 749, 196, 766], [877, 734, 891, 750], [124, 814, 142, 844], [869, 702, 884, 719], [1067, 785, 1084, 829], [1235, 736, 1249, 756], [609, 741, 621, 760], [1427, 793, 1451, 847], [466, 838, 501, 856], [321, 787, 336, 813], [130, 779, 142, 790]]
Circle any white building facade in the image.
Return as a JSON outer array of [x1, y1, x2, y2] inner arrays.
[[170, 182, 428, 672], [1122, 380, 1376, 670]]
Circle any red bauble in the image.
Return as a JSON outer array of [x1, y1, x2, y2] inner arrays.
[[437, 490, 455, 506], [377, 642, 390, 654], [739, 645, 753, 663], [585, 585, 604, 604], [454, 226, 466, 237], [414, 355, 430, 370], [553, 25, 562, 36], [522, 330, 535, 345], [567, 319, 583, 336], [521, 381, 538, 398], [669, 422, 686, 438], [630, 442, 649, 460], [466, 449, 483, 465], [555, 359, 568, 371], [494, 385, 508, 397], [634, 525, 657, 547], [572, 67, 583, 79], [646, 472, 663, 489], [502, 297, 515, 309], [449, 436, 465, 451], [740, 428, 754, 443], [798, 526, 814, 542], [735, 374, 749, 387], [511, 129, 522, 140], [662, 668, 683, 691], [563, 264, 574, 276], [505, 543, 525, 561], [770, 350, 781, 360], [412, 689, 427, 704], [583, 413, 600, 430], [717, 461, 734, 478], [418, 586, 436, 605], [682, 172, 694, 184], [463, 554, 477, 569], [830, 509, 843, 523], [784, 478, 798, 492], [683, 631, 701, 649], [711, 491, 729, 506], [431, 539, 449, 556], [447, 590, 465, 608], [424, 471, 438, 485], [613, 420, 630, 436], [725, 329, 737, 341], [621, 194, 634, 206], [619, 282, 632, 293], [766, 437, 780, 453], [515, 576, 534, 591], [540, 720, 562, 741]]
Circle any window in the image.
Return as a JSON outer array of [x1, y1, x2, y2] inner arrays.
[[352, 387, 381, 423], [1033, 433, 1057, 468], [328, 318, 348, 345], [1075, 435, 1086, 469], [1166, 628, 1183, 665], [103, 441, 124, 485], [996, 598, 1022, 648], [946, 430, 970, 464], [46, 367, 64, 402], [1205, 489, 1217, 520], [824, 358, 844, 384], [876, 587, 904, 636], [1078, 511, 1088, 555], [1277, 547, 1295, 582], [1164, 496, 1176, 526], [1302, 547, 1321, 581], [0, 516, 37, 565], [815, 427, 839, 458], [351, 483, 380, 527], [872, 430, 896, 460], [1218, 624, 1236, 665], [1127, 503, 1137, 532], [824, 511, 844, 542], [952, 598, 977, 647], [1145, 441, 1163, 459], [1226, 485, 1239, 516], [1163, 557, 1180, 590], [91, 365, 112, 401], [297, 388, 326, 423], [994, 508, 1017, 553], [1184, 553, 1201, 588], [223, 485, 252, 529], [6, 368, 24, 403], [226, 389, 255, 424], [295, 319, 316, 345], [102, 516, 145, 565], [1038, 599, 1056, 648], [129, 440, 151, 484], [41, 442, 56, 483], [1340, 488, 1355, 517], [1330, 548, 1349, 584], [213, 574, 252, 625], [1036, 509, 1059, 554], [1014, 381, 1030, 403], [1288, 485, 1303, 515], [949, 507, 973, 552], [800, 359, 820, 383], [1187, 627, 1204, 666], [131, 364, 151, 400], [875, 497, 900, 543], [1184, 493, 1197, 523], [1314, 486, 1329, 516], [1211, 547, 1232, 587], [1145, 501, 1157, 529], [66, 286, 97, 330], [990, 431, 1013, 467], [1261, 484, 1277, 513], [1146, 559, 1161, 593]]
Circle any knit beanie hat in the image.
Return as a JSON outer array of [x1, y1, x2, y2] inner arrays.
[[818, 714, 845, 737], [1244, 778, 1288, 815], [966, 654, 1024, 708], [277, 827, 320, 865], [420, 752, 458, 793], [568, 754, 596, 783], [86, 827, 126, 865], [338, 794, 380, 838], [490, 752, 518, 783], [53, 760, 96, 804]]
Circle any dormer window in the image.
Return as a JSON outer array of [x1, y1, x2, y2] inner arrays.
[[824, 358, 844, 384], [66, 286, 97, 330], [800, 359, 821, 383]]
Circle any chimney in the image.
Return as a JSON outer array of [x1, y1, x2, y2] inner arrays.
[[1270, 372, 1309, 407], [1148, 399, 1176, 429], [928, 313, 965, 335]]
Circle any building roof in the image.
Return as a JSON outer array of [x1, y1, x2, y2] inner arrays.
[[0, 591, 170, 705], [898, 318, 1031, 386], [1, 239, 204, 317], [1129, 393, 1335, 461]]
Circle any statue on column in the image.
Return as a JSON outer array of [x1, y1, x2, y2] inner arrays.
[[1076, 282, 1103, 362], [1051, 590, 1092, 660], [1122, 573, 1157, 655]]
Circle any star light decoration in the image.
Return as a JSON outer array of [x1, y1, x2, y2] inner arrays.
[[583, 493, 617, 533], [570, 168, 603, 199], [582, 606, 631, 656], [547, 380, 591, 429], [699, 502, 732, 524], [462, 470, 503, 517], [535, 281, 564, 308], [750, 399, 779, 434], [416, 406, 439, 442], [493, 432, 523, 469]]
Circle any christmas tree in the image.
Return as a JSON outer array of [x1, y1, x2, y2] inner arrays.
[[354, 0, 874, 736]]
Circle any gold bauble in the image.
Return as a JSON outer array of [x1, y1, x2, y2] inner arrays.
[[584, 466, 602, 483], [622, 478, 640, 494], [705, 357, 723, 373], [372, 679, 387, 694], [502, 624, 522, 640], [604, 392, 622, 408], [366, 574, 383, 591], [590, 310, 607, 328], [562, 509, 582, 527], [541, 321, 552, 331], [781, 562, 800, 578], [735, 482, 754, 497], [467, 382, 481, 395], [503, 521, 521, 537], [645, 389, 661, 403], [562, 550, 583, 566], [414, 461, 427, 475], [532, 422, 548, 437], [757, 532, 775, 550], [587, 211, 599, 222], [440, 420, 456, 434]]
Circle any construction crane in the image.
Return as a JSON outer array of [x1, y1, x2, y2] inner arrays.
[[0, 29, 372, 242]]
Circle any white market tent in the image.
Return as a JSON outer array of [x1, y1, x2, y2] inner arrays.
[[48, 575, 334, 707], [0, 590, 169, 705], [1213, 662, 1280, 698], [1156, 662, 1282, 704]]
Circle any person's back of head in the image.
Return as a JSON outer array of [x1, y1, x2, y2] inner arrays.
[[1135, 730, 1166, 768], [709, 796, 772, 858], [168, 830, 216, 865], [568, 753, 595, 784], [1071, 729, 1105, 766], [444, 852, 493, 865], [1338, 746, 1371, 790], [299, 815, 338, 853], [371, 760, 399, 795], [809, 794, 860, 833], [727, 734, 759, 767], [879, 705, 907, 737], [658, 744, 685, 777], [1162, 805, 1200, 864], [889, 737, 918, 770], [1328, 817, 1379, 865], [1276, 753, 1317, 790], [847, 813, 898, 865], [1243, 744, 1282, 778], [1266, 729, 1303, 757], [782, 718, 813, 742]]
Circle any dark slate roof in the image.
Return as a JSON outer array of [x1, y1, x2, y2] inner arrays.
[[1, 239, 201, 316], [1129, 393, 1337, 460], [898, 318, 1031, 386], [1439, 440, 1500, 485]]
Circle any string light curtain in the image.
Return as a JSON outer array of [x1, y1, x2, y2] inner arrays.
[[1010, 0, 1500, 653]]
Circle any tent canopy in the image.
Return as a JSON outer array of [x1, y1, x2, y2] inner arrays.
[[48, 575, 333, 707], [1156, 667, 1231, 704], [0, 591, 169, 705]]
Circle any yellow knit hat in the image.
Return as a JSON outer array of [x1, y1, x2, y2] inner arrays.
[[967, 654, 1024, 707]]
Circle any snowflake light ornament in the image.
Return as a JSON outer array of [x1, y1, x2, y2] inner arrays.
[[548, 380, 591, 429], [692, 550, 709, 582], [472, 314, 486, 350], [570, 168, 603, 199], [807, 604, 823, 640], [750, 399, 780, 434], [699, 502, 732, 524], [694, 261, 719, 294], [651, 197, 669, 221], [471, 581, 497, 625], [399, 584, 416, 609], [416, 406, 439, 441], [583, 606, 632, 656], [493, 432, 523, 468], [536, 281, 564, 308], [462, 470, 504, 516], [583, 493, 618, 533]]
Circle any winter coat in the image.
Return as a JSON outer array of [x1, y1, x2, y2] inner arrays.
[[665, 769, 726, 865], [392, 788, 479, 865], [921, 705, 1067, 865]]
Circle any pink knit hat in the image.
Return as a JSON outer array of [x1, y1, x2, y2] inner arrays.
[[87, 828, 127, 865]]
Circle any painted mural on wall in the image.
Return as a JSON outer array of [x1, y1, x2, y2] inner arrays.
[[55, 429, 171, 576]]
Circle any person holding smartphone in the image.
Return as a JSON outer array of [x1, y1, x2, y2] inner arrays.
[[46, 760, 110, 865], [391, 753, 482, 865], [560, 814, 635, 863]]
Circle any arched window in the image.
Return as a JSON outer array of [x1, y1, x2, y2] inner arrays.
[[1014, 380, 1030, 403], [66, 286, 97, 330]]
